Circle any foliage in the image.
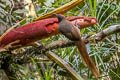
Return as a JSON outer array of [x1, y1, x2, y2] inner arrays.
[[0, 0, 27, 27], [0, 0, 120, 80]]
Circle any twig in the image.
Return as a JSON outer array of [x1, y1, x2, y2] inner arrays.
[[88, 24, 120, 42]]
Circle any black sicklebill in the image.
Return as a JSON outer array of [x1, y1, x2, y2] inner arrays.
[[50, 13, 99, 78]]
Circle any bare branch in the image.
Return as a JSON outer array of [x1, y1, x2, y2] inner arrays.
[[87, 24, 120, 42]]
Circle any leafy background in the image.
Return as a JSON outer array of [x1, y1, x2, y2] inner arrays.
[[0, 0, 120, 80]]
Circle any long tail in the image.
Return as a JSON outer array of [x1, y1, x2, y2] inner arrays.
[[75, 41, 99, 78]]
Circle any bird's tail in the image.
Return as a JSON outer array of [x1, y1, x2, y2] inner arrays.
[[75, 41, 99, 78]]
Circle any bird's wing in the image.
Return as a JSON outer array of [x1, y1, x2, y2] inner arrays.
[[59, 21, 80, 41], [70, 26, 80, 40]]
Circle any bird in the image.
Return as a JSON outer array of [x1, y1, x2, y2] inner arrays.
[[50, 13, 81, 41], [50, 13, 99, 78]]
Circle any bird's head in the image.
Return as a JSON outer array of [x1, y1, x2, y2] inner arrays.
[[49, 13, 65, 22]]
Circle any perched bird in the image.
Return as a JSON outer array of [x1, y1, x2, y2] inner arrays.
[[50, 13, 99, 78], [50, 13, 80, 41]]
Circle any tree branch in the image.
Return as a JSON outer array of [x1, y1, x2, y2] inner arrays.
[[88, 24, 120, 42]]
